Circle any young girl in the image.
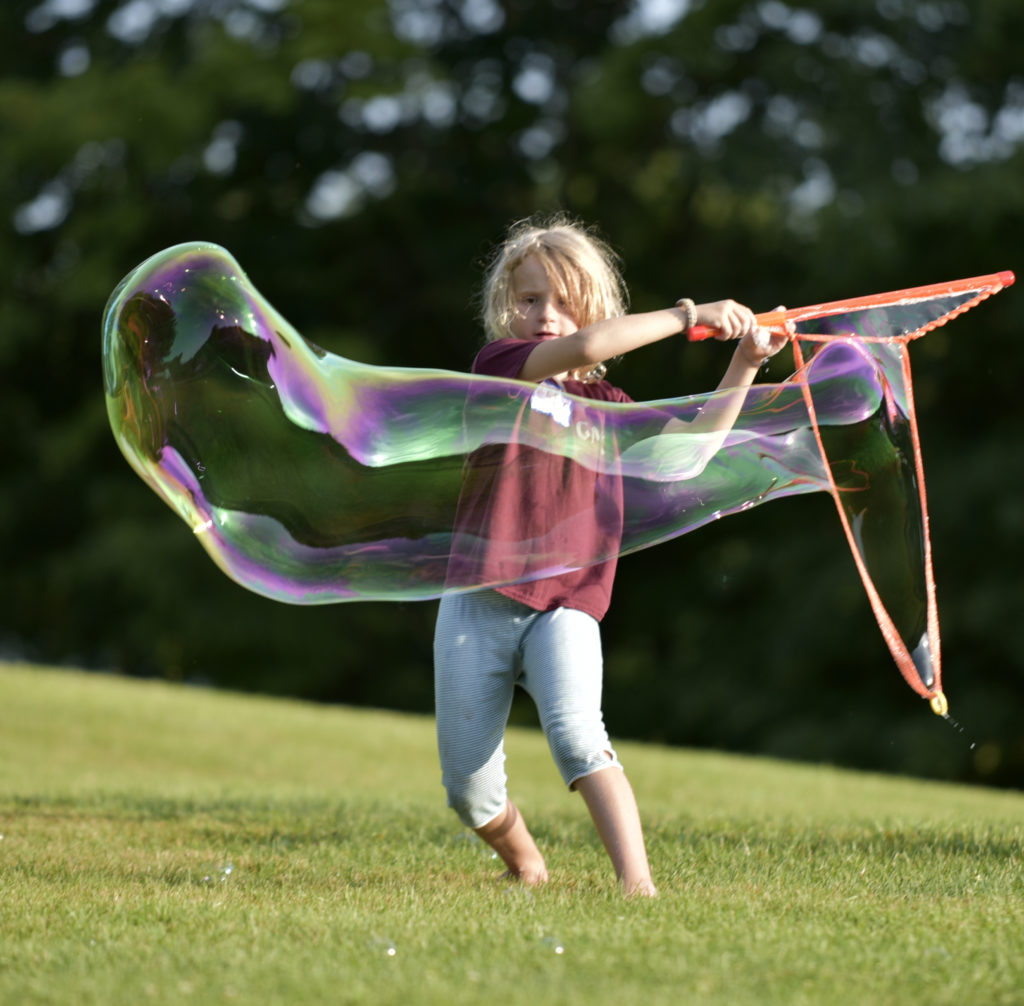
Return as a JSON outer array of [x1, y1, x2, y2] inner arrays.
[[434, 216, 786, 896]]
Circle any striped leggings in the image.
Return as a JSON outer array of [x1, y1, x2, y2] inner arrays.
[[433, 590, 621, 828]]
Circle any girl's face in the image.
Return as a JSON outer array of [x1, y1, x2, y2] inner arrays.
[[509, 255, 578, 341]]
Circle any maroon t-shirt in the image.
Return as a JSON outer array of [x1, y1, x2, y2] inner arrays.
[[447, 338, 633, 622]]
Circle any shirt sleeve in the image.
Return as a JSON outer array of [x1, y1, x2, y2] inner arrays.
[[471, 338, 536, 379], [472, 338, 634, 404]]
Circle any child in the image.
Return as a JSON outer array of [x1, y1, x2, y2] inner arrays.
[[434, 215, 786, 896]]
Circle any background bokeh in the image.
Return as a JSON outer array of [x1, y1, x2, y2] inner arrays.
[[2, 0, 1021, 786]]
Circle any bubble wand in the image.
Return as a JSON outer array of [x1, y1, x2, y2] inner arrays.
[[691, 270, 1015, 716]]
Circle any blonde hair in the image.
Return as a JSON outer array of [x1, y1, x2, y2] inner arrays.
[[480, 214, 629, 343]]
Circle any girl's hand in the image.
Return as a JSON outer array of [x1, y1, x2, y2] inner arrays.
[[738, 305, 789, 367], [694, 299, 759, 340]]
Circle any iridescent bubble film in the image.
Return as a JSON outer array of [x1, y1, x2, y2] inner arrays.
[[102, 243, 946, 697]]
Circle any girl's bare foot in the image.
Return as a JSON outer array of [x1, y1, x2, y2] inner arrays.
[[498, 863, 549, 886], [623, 877, 658, 898]]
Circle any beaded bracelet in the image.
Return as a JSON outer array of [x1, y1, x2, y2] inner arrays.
[[675, 297, 697, 333]]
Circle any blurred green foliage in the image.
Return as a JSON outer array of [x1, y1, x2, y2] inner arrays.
[[1, 0, 1021, 786]]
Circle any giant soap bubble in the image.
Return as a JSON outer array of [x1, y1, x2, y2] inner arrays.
[[103, 242, 959, 703]]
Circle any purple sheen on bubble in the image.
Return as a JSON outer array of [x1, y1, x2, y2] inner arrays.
[[102, 242, 937, 693]]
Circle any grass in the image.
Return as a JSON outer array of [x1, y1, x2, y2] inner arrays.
[[1, 662, 1022, 1006]]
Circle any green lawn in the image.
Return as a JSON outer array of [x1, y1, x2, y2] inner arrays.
[[1, 662, 1021, 1005]]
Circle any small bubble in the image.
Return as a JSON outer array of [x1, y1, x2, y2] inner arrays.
[[368, 937, 398, 957]]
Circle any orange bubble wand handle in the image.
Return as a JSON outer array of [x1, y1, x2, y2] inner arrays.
[[687, 270, 1015, 342], [688, 311, 787, 342]]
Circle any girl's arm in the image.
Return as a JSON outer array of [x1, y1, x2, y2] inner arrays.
[[664, 317, 788, 441], [516, 300, 758, 382], [616, 324, 788, 483]]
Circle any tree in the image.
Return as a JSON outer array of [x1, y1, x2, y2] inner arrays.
[[2, 0, 1021, 785]]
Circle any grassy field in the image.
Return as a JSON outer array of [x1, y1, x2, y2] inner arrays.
[[1, 662, 1022, 1006]]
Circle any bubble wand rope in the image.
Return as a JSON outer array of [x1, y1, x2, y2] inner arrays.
[[687, 270, 1015, 342]]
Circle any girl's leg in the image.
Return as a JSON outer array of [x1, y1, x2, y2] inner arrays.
[[434, 592, 549, 882], [575, 768, 657, 897], [474, 799, 548, 885], [521, 607, 656, 895]]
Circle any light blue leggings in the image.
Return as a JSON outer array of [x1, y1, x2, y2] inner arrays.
[[433, 590, 622, 828]]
